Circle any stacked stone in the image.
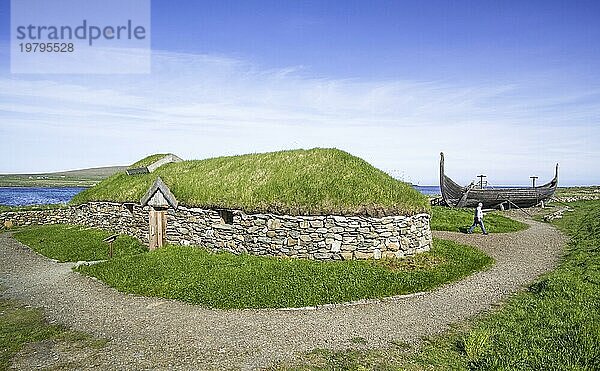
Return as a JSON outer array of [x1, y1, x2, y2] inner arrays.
[[0, 208, 72, 227], [555, 195, 600, 203], [0, 202, 432, 261], [0, 203, 149, 243], [71, 203, 149, 243], [543, 207, 573, 222]]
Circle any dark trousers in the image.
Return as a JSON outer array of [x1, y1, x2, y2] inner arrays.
[[468, 218, 487, 234]]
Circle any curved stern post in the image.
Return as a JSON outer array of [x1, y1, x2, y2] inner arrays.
[[439, 152, 450, 207]]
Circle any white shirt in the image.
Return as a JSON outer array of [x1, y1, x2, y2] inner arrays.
[[476, 206, 484, 220]]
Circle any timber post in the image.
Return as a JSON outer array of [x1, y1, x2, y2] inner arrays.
[[530, 176, 538, 188], [477, 174, 487, 189]]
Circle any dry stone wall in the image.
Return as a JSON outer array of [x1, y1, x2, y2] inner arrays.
[[0, 202, 432, 260], [0, 203, 149, 241]]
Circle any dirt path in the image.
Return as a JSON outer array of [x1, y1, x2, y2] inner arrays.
[[0, 215, 566, 370]]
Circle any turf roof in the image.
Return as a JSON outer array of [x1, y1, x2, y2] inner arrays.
[[71, 148, 430, 216]]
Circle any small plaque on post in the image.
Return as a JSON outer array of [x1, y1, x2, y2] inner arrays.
[[103, 234, 118, 258]]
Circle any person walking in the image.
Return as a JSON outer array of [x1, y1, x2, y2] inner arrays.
[[468, 202, 488, 234]]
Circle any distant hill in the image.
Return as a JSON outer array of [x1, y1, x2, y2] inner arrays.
[[51, 166, 128, 179], [0, 166, 127, 187], [72, 149, 430, 216]]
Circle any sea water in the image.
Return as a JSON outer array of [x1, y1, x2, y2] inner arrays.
[[412, 185, 441, 196], [0, 187, 86, 206]]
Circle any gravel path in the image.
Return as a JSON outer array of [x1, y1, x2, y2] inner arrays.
[[0, 215, 566, 370]]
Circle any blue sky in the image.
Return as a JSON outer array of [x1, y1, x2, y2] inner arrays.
[[1, 0, 599, 185]]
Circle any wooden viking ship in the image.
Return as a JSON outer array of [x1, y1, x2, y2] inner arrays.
[[439, 152, 558, 209]]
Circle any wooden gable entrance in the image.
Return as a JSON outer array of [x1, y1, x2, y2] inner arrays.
[[140, 177, 178, 250]]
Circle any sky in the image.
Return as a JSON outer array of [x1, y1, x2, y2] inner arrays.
[[1, 0, 599, 186]]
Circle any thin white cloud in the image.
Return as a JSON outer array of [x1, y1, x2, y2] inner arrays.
[[0, 49, 599, 185]]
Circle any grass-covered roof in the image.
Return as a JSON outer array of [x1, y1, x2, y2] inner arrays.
[[71, 148, 429, 216], [127, 153, 169, 169]]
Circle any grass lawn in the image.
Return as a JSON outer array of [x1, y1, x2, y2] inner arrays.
[[0, 295, 107, 370], [74, 237, 492, 309], [283, 200, 600, 370], [12, 224, 147, 262], [72, 148, 430, 217], [431, 206, 528, 233]]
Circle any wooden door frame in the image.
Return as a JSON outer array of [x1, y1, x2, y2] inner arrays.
[[148, 207, 168, 250]]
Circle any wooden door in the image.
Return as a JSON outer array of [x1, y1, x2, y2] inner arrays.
[[149, 208, 167, 250]]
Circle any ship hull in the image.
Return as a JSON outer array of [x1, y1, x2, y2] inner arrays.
[[439, 153, 558, 209]]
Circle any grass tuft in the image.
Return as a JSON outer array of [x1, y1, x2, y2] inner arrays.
[[462, 328, 494, 363]]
